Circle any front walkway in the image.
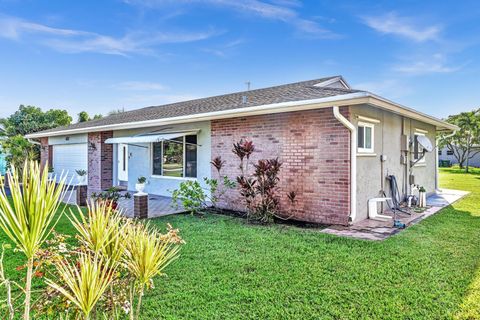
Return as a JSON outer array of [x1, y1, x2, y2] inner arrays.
[[118, 193, 184, 218], [321, 189, 470, 241], [63, 189, 185, 218]]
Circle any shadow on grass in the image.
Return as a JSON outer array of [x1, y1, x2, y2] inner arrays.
[[441, 168, 480, 175]]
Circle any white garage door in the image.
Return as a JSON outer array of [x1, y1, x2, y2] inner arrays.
[[53, 144, 88, 183]]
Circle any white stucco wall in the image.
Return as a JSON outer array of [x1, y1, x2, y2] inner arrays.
[[350, 105, 437, 221], [112, 121, 212, 197], [48, 133, 87, 145]]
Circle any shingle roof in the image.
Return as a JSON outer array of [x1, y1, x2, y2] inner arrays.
[[31, 76, 361, 136]]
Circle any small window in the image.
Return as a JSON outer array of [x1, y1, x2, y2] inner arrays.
[[447, 150, 454, 156], [358, 122, 374, 153], [413, 132, 426, 163], [438, 149, 442, 156]]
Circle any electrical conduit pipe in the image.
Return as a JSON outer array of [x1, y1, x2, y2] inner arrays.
[[333, 106, 357, 223]]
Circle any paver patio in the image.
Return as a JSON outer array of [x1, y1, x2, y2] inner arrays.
[[321, 188, 469, 240]]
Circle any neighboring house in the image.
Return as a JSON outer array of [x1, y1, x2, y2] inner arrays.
[[26, 76, 457, 225], [439, 146, 480, 167]]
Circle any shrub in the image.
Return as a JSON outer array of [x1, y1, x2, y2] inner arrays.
[[233, 139, 297, 223], [0, 161, 183, 319], [0, 161, 69, 319], [171, 156, 235, 214], [137, 176, 147, 184]]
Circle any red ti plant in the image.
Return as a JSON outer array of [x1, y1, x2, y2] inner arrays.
[[232, 139, 255, 173], [233, 139, 295, 223]]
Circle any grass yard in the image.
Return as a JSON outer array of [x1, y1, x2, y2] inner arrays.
[[2, 167, 480, 319]]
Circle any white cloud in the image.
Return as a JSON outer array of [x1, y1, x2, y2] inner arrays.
[[393, 53, 462, 75], [0, 14, 218, 55], [362, 12, 440, 42], [124, 0, 337, 38]]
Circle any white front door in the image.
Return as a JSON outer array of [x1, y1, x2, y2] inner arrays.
[[118, 143, 128, 182]]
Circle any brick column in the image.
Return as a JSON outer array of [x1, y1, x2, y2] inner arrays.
[[76, 185, 88, 206], [88, 131, 113, 192], [39, 137, 49, 171], [134, 194, 148, 219]]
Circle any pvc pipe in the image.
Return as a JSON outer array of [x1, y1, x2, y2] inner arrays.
[[435, 130, 456, 191], [333, 106, 357, 223]]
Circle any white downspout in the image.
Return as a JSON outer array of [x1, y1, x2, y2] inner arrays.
[[435, 130, 456, 191], [333, 106, 357, 223]]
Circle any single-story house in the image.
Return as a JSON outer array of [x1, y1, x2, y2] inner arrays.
[[439, 145, 480, 167], [26, 76, 457, 225]]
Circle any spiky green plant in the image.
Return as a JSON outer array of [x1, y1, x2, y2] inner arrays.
[[70, 200, 128, 316], [0, 161, 68, 320], [124, 223, 181, 320], [70, 200, 127, 265], [46, 253, 117, 320]]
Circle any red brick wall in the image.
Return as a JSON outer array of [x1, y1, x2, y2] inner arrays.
[[211, 107, 351, 225], [88, 131, 113, 192], [39, 137, 49, 171]]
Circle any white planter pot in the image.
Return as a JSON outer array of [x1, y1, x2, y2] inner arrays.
[[419, 192, 427, 208], [77, 175, 87, 186], [135, 183, 146, 194]]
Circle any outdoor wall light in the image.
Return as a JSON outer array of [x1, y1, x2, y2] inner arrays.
[[89, 142, 97, 150]]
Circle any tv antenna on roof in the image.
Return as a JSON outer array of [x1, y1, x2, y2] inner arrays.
[[245, 81, 251, 91]]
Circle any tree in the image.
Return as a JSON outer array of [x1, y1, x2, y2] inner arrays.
[[0, 105, 72, 168], [108, 107, 125, 116], [0, 105, 72, 136], [0, 135, 37, 170], [78, 111, 102, 123], [78, 111, 90, 122], [439, 110, 480, 172]]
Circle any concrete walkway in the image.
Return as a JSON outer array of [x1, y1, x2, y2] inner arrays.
[[321, 189, 470, 241]]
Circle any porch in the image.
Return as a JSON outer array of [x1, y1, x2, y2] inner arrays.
[[64, 189, 185, 218]]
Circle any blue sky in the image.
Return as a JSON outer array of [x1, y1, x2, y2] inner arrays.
[[0, 0, 479, 120]]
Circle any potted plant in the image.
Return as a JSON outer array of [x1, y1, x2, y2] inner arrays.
[[75, 169, 87, 185], [91, 187, 131, 210], [47, 167, 54, 180], [418, 186, 427, 208], [136, 176, 147, 194]]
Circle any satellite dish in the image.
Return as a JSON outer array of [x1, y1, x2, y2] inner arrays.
[[417, 135, 433, 152]]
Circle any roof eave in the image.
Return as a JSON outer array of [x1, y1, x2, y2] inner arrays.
[[25, 91, 456, 138], [25, 92, 369, 138], [365, 94, 458, 131]]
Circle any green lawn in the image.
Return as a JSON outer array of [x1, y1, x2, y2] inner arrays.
[[2, 168, 480, 319]]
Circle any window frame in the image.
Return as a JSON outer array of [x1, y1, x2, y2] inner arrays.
[[413, 131, 427, 164], [150, 135, 198, 180], [357, 121, 375, 154]]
